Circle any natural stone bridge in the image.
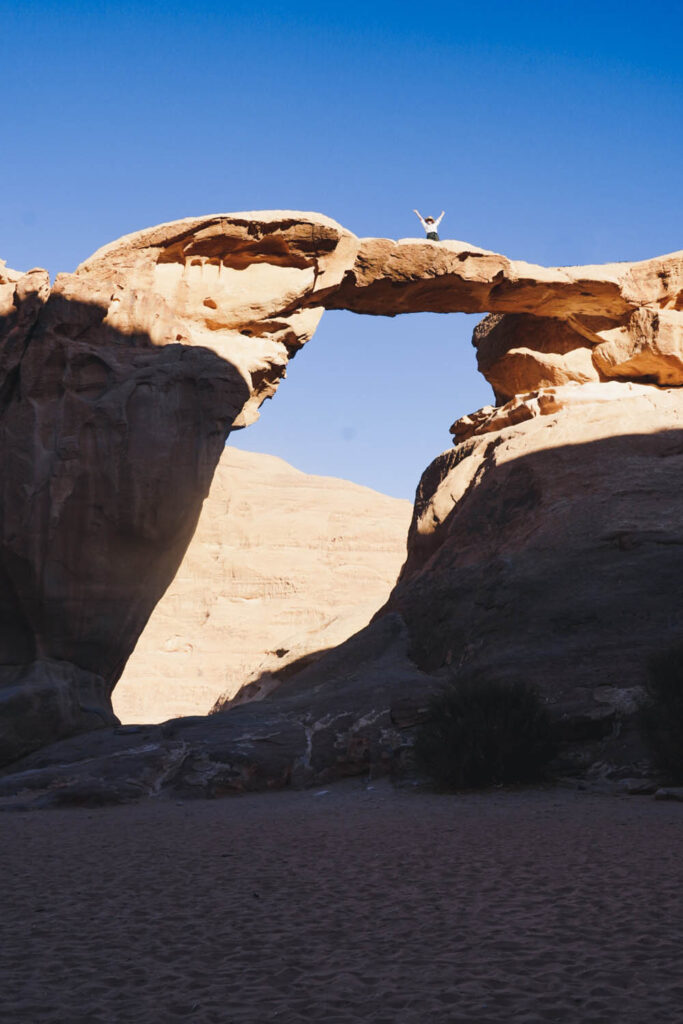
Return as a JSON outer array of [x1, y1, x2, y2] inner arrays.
[[2, 210, 683, 770]]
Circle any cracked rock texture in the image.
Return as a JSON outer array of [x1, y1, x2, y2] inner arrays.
[[3, 212, 683, 782]]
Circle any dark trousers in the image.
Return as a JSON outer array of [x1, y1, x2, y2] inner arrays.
[[426, 231, 440, 241]]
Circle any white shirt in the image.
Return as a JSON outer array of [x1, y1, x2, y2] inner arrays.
[[418, 212, 444, 234]]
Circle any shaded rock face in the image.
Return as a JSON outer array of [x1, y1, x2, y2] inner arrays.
[[0, 213, 356, 765], [399, 385, 683, 672], [114, 447, 411, 723], [311, 233, 683, 777], [375, 384, 683, 772], [0, 613, 438, 808], [3, 211, 683, 777], [0, 269, 248, 765]]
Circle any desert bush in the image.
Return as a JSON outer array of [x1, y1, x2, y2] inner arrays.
[[638, 647, 683, 781], [414, 676, 557, 790]]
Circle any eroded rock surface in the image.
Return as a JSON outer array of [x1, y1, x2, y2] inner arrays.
[[0, 615, 434, 807], [472, 314, 601, 403], [315, 237, 683, 316], [0, 213, 357, 764], [75, 212, 358, 427], [3, 211, 683, 777], [374, 383, 683, 774]]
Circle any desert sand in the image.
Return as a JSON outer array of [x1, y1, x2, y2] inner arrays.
[[2, 783, 683, 1024]]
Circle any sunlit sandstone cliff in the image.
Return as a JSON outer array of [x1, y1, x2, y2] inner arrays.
[[114, 447, 411, 723], [2, 211, 683, 776]]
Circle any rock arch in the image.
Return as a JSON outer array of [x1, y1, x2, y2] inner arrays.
[[2, 211, 683, 766]]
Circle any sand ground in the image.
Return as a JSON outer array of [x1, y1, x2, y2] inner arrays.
[[2, 781, 683, 1024]]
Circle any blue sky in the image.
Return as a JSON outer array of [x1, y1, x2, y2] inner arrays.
[[2, 0, 682, 498]]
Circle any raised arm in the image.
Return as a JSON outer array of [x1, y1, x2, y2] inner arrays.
[[413, 209, 427, 229], [435, 210, 445, 227]]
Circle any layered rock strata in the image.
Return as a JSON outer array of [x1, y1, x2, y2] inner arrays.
[[2, 211, 683, 774]]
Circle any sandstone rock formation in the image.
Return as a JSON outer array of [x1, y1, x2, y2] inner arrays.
[[0, 214, 357, 765], [0, 613, 435, 808], [74, 212, 358, 427], [315, 238, 683, 403], [2, 210, 683, 778], [114, 447, 411, 722], [0, 268, 243, 766], [393, 382, 683, 724], [471, 314, 601, 403]]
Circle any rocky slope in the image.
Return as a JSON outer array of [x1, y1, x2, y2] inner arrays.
[[2, 211, 683, 782], [114, 447, 411, 723]]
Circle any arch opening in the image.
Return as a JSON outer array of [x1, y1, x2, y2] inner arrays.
[[230, 309, 492, 500]]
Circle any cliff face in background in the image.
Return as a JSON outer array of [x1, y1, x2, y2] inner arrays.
[[2, 211, 683, 787], [114, 447, 411, 723]]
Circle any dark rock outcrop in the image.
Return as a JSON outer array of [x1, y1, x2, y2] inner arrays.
[[385, 383, 683, 776], [0, 615, 433, 807]]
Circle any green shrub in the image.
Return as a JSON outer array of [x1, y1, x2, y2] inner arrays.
[[638, 647, 683, 781], [414, 676, 557, 790]]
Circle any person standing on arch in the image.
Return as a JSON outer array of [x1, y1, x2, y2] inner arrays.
[[414, 209, 445, 241]]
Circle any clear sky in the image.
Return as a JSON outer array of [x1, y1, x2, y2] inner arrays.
[[3, 0, 683, 498]]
